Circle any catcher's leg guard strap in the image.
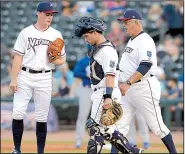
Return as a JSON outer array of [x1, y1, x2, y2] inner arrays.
[[87, 136, 104, 154], [104, 130, 140, 153]]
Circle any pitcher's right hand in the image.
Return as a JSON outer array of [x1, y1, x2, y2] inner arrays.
[[9, 80, 18, 93]]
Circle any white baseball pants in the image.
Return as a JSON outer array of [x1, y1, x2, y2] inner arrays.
[[12, 70, 52, 122], [118, 76, 170, 138]]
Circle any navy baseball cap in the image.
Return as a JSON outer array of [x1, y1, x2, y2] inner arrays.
[[37, 2, 58, 13], [117, 9, 142, 21]]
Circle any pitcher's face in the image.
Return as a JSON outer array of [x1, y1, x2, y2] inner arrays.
[[38, 12, 54, 26]]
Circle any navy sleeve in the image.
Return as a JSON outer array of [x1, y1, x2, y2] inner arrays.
[[137, 62, 152, 76]]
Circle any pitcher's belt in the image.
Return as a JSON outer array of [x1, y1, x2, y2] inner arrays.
[[22, 67, 51, 74]]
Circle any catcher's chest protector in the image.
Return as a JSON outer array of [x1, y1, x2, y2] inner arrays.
[[89, 41, 115, 85]]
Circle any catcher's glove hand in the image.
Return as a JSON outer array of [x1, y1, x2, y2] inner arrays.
[[48, 38, 64, 63], [100, 99, 123, 126]]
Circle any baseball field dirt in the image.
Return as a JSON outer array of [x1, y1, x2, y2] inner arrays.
[[1, 130, 183, 153]]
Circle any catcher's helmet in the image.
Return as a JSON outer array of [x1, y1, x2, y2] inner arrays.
[[73, 17, 106, 38]]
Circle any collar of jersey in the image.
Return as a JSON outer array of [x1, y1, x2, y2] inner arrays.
[[33, 24, 50, 32], [88, 40, 114, 57], [131, 31, 144, 41], [92, 40, 109, 50]]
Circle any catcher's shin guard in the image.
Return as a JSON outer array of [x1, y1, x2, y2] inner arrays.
[[86, 118, 105, 154], [87, 136, 104, 154], [103, 130, 143, 153]]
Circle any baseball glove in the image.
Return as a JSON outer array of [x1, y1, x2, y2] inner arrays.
[[100, 99, 123, 126], [48, 38, 64, 62]]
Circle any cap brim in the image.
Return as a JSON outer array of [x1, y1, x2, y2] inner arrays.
[[43, 10, 58, 14], [117, 17, 131, 21]]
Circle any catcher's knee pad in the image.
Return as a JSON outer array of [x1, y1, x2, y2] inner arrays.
[[104, 130, 141, 153], [86, 118, 105, 154], [86, 118, 101, 136]]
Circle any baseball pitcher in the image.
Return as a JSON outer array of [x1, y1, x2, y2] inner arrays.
[[9, 2, 66, 154]]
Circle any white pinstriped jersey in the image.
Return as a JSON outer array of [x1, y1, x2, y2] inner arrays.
[[119, 32, 157, 82], [13, 25, 66, 70]]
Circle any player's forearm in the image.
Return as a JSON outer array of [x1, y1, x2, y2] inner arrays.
[[103, 75, 115, 103], [128, 62, 152, 84], [11, 54, 23, 81], [105, 74, 115, 88], [128, 71, 143, 84], [52, 56, 66, 65]]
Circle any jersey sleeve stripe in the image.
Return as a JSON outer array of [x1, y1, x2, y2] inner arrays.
[[104, 72, 116, 76], [61, 52, 66, 57], [13, 49, 24, 55], [141, 60, 153, 63]]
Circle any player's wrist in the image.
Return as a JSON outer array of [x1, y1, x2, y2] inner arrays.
[[104, 98, 112, 101], [11, 77, 17, 82], [103, 87, 113, 99], [125, 80, 132, 85]]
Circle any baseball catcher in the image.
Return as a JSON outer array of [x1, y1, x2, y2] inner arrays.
[[73, 16, 143, 154], [48, 38, 64, 62]]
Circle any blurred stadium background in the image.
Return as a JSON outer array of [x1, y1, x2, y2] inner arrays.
[[1, 0, 184, 153]]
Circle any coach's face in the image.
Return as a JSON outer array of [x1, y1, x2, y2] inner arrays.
[[38, 12, 54, 26], [122, 20, 136, 36]]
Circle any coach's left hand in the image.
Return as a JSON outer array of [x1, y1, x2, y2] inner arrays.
[[119, 83, 130, 96]]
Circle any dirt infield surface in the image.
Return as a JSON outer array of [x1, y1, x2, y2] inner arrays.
[[1, 130, 183, 153]]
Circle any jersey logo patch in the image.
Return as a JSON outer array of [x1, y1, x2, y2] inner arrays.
[[27, 38, 51, 53], [124, 47, 133, 53], [109, 60, 115, 68], [147, 51, 152, 57]]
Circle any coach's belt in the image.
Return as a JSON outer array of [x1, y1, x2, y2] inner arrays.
[[22, 67, 51, 74], [136, 74, 154, 83]]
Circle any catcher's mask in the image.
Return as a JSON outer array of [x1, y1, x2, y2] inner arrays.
[[73, 17, 106, 38]]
